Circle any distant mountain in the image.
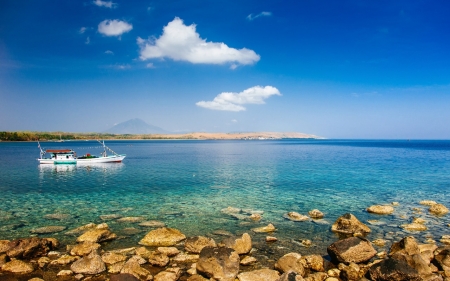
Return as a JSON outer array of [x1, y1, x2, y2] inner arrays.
[[104, 118, 169, 134]]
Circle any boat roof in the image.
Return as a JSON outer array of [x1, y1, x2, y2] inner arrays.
[[45, 149, 73, 153]]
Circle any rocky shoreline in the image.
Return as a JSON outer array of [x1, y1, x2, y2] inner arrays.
[[1, 201, 449, 281]]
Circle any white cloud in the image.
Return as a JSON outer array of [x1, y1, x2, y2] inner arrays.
[[196, 86, 281, 112], [85, 37, 90, 45], [231, 119, 238, 123], [98, 20, 132, 37], [247, 11, 272, 21], [146, 63, 155, 68], [105, 50, 114, 55], [79, 27, 87, 34], [93, 0, 117, 8], [138, 17, 260, 66]]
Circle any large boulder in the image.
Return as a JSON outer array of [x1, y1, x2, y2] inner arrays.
[[429, 204, 449, 216], [6, 237, 58, 259], [220, 233, 252, 255], [389, 236, 420, 256], [139, 227, 186, 246], [302, 254, 325, 272], [70, 250, 106, 275], [196, 246, 240, 281], [433, 248, 450, 271], [367, 205, 394, 215], [331, 213, 371, 236], [274, 252, 305, 276], [101, 252, 127, 265], [70, 241, 101, 256], [76, 228, 117, 243], [120, 258, 152, 280], [148, 251, 170, 267], [368, 258, 420, 281], [185, 236, 217, 254], [339, 262, 362, 281], [252, 223, 276, 233], [1, 259, 34, 274], [237, 268, 280, 281], [327, 236, 376, 264]]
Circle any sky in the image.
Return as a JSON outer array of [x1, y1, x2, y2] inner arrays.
[[1, 0, 449, 139]]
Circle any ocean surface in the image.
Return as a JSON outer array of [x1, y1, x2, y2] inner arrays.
[[1, 139, 450, 257]]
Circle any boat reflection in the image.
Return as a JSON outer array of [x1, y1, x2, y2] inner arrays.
[[39, 164, 76, 173], [77, 162, 125, 173]]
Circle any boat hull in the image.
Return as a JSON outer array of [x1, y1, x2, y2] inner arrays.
[[38, 159, 77, 164], [76, 155, 126, 164]]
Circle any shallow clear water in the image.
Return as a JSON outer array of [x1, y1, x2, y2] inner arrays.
[[1, 139, 450, 256]]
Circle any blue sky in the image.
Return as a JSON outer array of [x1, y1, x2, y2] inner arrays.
[[1, 0, 449, 138]]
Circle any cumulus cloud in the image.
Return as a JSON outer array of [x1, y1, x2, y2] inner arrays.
[[93, 0, 117, 8], [146, 63, 155, 68], [247, 12, 272, 21], [105, 50, 114, 55], [98, 20, 132, 37], [196, 86, 280, 112], [137, 17, 260, 66]]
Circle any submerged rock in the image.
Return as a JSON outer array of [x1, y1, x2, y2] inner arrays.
[[65, 223, 97, 235], [284, 212, 309, 222], [331, 213, 371, 236], [117, 217, 146, 223], [138, 220, 166, 227], [308, 209, 324, 219], [252, 223, 276, 233], [99, 214, 122, 221], [400, 223, 428, 231], [139, 227, 186, 246], [76, 228, 117, 243], [367, 205, 395, 215], [31, 225, 66, 234], [419, 200, 438, 206], [44, 213, 70, 220], [429, 204, 449, 216]]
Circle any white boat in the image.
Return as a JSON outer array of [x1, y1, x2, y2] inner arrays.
[[38, 140, 126, 164]]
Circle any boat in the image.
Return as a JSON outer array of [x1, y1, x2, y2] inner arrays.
[[37, 140, 126, 164]]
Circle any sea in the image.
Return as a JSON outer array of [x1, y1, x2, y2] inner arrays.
[[1, 139, 450, 258]]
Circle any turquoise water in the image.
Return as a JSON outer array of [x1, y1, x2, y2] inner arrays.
[[1, 140, 450, 256]]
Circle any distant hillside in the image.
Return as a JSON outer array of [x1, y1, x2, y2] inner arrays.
[[104, 118, 169, 134]]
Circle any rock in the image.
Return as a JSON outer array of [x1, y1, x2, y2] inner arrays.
[[6, 237, 58, 259], [102, 252, 127, 264], [196, 246, 240, 281], [340, 262, 361, 281], [154, 267, 181, 281], [37, 256, 50, 268], [220, 233, 252, 255], [120, 258, 152, 280], [389, 236, 420, 256], [372, 239, 387, 247], [441, 235, 450, 245], [240, 256, 257, 265], [274, 252, 305, 276], [108, 261, 125, 274], [328, 268, 340, 277], [401, 223, 428, 231], [28, 278, 45, 281], [172, 252, 199, 263], [135, 246, 152, 259], [157, 246, 179, 256], [110, 273, 140, 281], [50, 254, 79, 266], [305, 272, 328, 281], [0, 240, 10, 253], [187, 275, 209, 281], [185, 236, 217, 254], [367, 205, 395, 215], [57, 269, 74, 276], [128, 255, 147, 265], [327, 236, 377, 264], [139, 227, 186, 246], [429, 204, 449, 216], [391, 253, 433, 278], [117, 216, 146, 223], [76, 228, 117, 243], [70, 241, 101, 256], [434, 249, 450, 271], [0, 254, 7, 267], [148, 250, 169, 267], [309, 209, 324, 219], [70, 250, 106, 275], [252, 223, 276, 233], [302, 254, 325, 272], [266, 236, 278, 242], [369, 258, 420, 281], [65, 223, 97, 235], [110, 247, 136, 256], [301, 239, 312, 247], [212, 230, 234, 236], [237, 268, 280, 281], [419, 244, 438, 254], [139, 220, 166, 227], [420, 200, 438, 206], [99, 214, 122, 220], [122, 227, 141, 235], [284, 212, 309, 221], [221, 206, 241, 214], [1, 259, 34, 274], [44, 213, 70, 220], [331, 213, 371, 236], [277, 271, 299, 281], [250, 214, 262, 221], [31, 225, 66, 234], [412, 217, 426, 224]]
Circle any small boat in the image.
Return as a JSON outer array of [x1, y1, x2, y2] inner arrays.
[[38, 149, 77, 164], [37, 140, 126, 164]]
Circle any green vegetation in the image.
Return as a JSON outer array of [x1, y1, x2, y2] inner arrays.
[[0, 131, 184, 141]]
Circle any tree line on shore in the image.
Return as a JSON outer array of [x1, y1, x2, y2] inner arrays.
[[0, 131, 194, 141]]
